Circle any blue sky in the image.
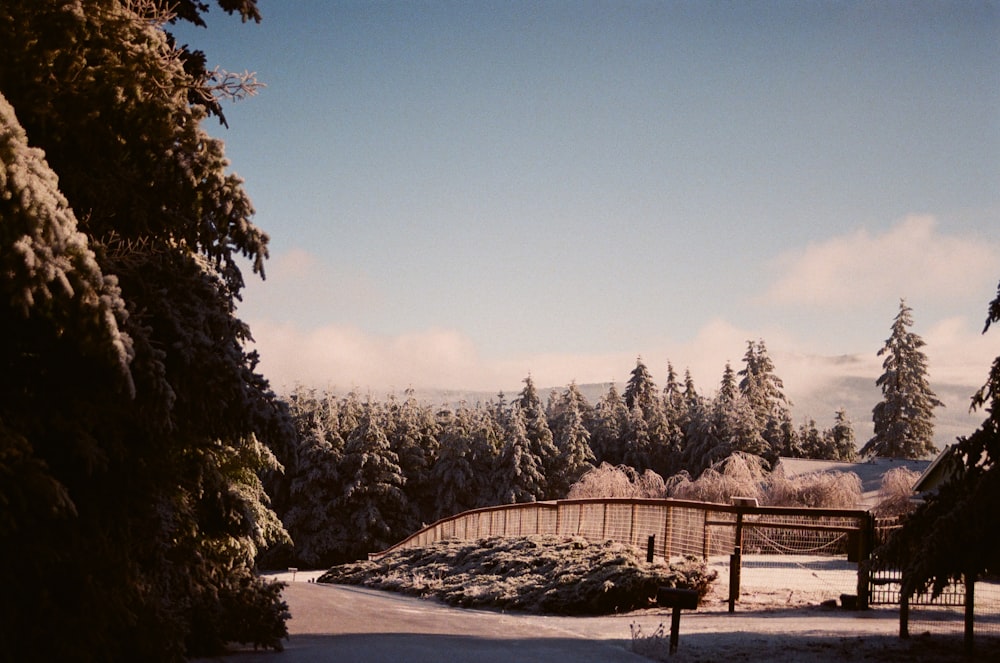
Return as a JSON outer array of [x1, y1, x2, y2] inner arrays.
[[174, 1, 998, 432]]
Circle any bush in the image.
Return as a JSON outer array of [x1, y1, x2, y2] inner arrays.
[[318, 535, 717, 615], [873, 467, 921, 517], [766, 466, 862, 508], [669, 453, 768, 504], [567, 463, 667, 499]]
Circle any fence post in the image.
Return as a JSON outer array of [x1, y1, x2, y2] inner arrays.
[[602, 503, 608, 540], [702, 512, 710, 560], [900, 591, 909, 638], [856, 512, 874, 610], [729, 545, 741, 613], [965, 572, 975, 656], [728, 509, 744, 613], [630, 503, 638, 547], [664, 504, 672, 559], [647, 535, 655, 563]]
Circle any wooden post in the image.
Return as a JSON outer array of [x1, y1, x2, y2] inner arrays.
[[728, 545, 741, 613], [630, 503, 638, 547], [602, 502, 608, 540], [965, 573, 975, 656], [900, 591, 909, 639], [856, 513, 873, 610], [647, 535, 655, 563], [669, 606, 682, 655], [664, 505, 672, 559]]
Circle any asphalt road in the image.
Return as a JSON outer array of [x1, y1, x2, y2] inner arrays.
[[196, 579, 649, 663]]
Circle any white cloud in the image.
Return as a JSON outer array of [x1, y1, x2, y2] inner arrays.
[[762, 215, 999, 310]]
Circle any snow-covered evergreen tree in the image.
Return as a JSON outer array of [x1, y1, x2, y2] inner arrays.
[[825, 408, 857, 461], [494, 405, 546, 504], [738, 339, 791, 460], [387, 391, 440, 529], [0, 2, 292, 657], [591, 383, 629, 465], [861, 300, 943, 459], [878, 281, 999, 603], [517, 375, 559, 496], [552, 393, 596, 497], [340, 403, 409, 558], [432, 405, 477, 519]]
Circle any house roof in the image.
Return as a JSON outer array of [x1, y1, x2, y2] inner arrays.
[[912, 444, 962, 493], [776, 456, 933, 507]]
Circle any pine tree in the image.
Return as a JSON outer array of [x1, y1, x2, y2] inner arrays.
[[591, 383, 629, 465], [826, 408, 857, 461], [0, 3, 291, 658], [552, 395, 596, 497], [663, 361, 685, 419], [494, 405, 546, 504], [624, 357, 657, 411], [432, 405, 477, 519], [878, 281, 1000, 601], [340, 403, 408, 558], [861, 300, 943, 459], [387, 391, 440, 529], [517, 375, 559, 497], [738, 339, 791, 461]]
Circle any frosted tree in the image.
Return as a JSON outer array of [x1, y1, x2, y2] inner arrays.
[[340, 403, 409, 558], [547, 383, 596, 496], [861, 300, 943, 459], [622, 402, 653, 471], [432, 405, 477, 519], [387, 391, 440, 528], [825, 408, 857, 461], [281, 415, 347, 566], [663, 361, 685, 419], [738, 339, 792, 460], [0, 2, 292, 658], [517, 375, 559, 497], [494, 405, 546, 504], [878, 281, 1000, 606], [591, 383, 629, 465], [718, 362, 739, 404]]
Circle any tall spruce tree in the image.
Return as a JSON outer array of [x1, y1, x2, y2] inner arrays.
[[591, 383, 629, 465], [517, 375, 559, 496], [861, 300, 943, 459], [738, 339, 791, 461], [0, 2, 292, 659], [494, 404, 546, 504], [878, 281, 1000, 603], [340, 403, 408, 559]]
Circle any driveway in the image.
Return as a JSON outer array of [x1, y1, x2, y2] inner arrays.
[[195, 572, 986, 663], [197, 577, 647, 663]]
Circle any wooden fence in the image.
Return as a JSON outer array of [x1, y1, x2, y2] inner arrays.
[[370, 497, 874, 608]]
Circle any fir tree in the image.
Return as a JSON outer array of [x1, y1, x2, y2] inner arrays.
[[738, 339, 791, 461], [624, 356, 657, 411], [591, 383, 629, 465], [387, 391, 440, 529], [340, 403, 408, 558], [0, 3, 291, 657], [877, 281, 1000, 602], [861, 300, 943, 459], [432, 405, 477, 519], [494, 405, 546, 504], [826, 408, 857, 461], [552, 394, 596, 497], [517, 375, 559, 497]]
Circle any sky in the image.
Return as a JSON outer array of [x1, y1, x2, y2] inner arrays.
[[173, 1, 999, 435]]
